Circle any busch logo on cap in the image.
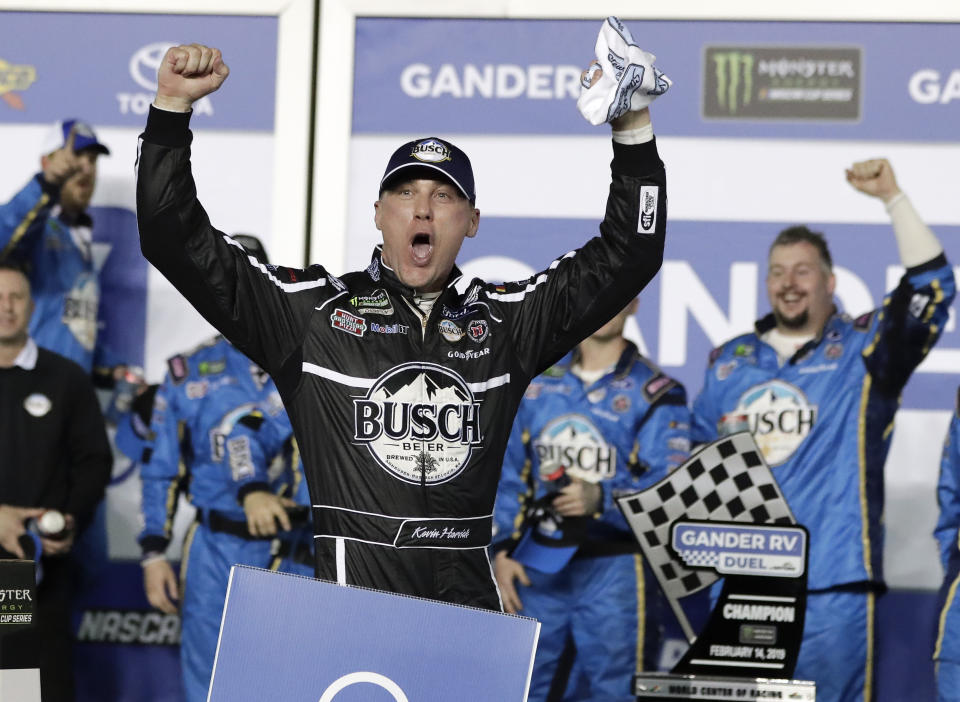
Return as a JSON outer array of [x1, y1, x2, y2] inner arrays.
[[411, 138, 452, 163]]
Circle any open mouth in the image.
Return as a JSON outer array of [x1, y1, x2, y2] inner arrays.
[[410, 233, 433, 265]]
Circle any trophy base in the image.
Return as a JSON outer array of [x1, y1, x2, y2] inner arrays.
[[633, 672, 815, 701]]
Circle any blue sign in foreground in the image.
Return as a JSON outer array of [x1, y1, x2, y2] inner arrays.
[[209, 567, 539, 701]]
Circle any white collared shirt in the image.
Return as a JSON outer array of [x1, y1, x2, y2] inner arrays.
[[12, 337, 39, 370]]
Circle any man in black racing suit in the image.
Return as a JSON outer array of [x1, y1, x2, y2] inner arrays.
[[136, 43, 668, 610]]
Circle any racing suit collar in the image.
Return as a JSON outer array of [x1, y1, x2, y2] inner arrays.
[[367, 245, 464, 299], [755, 305, 840, 364], [569, 340, 639, 383]]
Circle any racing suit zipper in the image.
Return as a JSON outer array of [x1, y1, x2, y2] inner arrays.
[[400, 296, 429, 342], [398, 301, 432, 487], [401, 293, 438, 595]]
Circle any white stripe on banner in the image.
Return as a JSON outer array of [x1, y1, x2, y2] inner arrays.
[[302, 363, 375, 388], [486, 251, 576, 302], [222, 235, 327, 293]]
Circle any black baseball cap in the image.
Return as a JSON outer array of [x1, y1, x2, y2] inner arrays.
[[380, 137, 475, 203]]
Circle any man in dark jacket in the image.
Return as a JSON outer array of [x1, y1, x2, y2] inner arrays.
[[137, 41, 668, 609], [0, 261, 112, 701]]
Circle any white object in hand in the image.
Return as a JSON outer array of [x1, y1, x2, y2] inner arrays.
[[577, 16, 672, 126], [38, 510, 66, 536]]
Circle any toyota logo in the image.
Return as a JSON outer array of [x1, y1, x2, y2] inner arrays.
[[129, 42, 177, 91]]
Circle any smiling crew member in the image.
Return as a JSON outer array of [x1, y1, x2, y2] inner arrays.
[[691, 159, 955, 702]]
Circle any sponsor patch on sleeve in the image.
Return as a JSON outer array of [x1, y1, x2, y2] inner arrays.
[[853, 311, 875, 331], [643, 374, 675, 403], [167, 355, 188, 384], [637, 185, 659, 235], [908, 292, 931, 320]]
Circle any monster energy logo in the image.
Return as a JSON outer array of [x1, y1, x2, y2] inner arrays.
[[703, 46, 861, 121], [712, 51, 754, 115]]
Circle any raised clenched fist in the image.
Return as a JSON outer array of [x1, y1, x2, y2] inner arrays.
[[154, 43, 230, 113], [42, 128, 82, 186], [845, 158, 901, 203]]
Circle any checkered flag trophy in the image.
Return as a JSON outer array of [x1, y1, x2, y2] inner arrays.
[[615, 432, 796, 642]]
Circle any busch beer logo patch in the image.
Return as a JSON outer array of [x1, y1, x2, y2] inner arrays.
[[638, 186, 659, 234], [733, 380, 817, 466], [411, 138, 451, 163], [353, 363, 482, 484], [331, 309, 367, 337], [438, 319, 464, 343], [467, 319, 489, 343], [533, 414, 615, 483]]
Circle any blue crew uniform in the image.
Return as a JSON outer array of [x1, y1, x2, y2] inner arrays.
[[0, 173, 113, 373], [935, 388, 960, 702], [138, 336, 285, 701], [494, 343, 690, 702], [692, 255, 955, 702], [236, 401, 315, 577]]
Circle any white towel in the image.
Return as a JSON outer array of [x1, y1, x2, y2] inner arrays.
[[577, 16, 672, 126]]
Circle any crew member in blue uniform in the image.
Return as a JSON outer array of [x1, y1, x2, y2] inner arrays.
[[0, 119, 118, 378], [934, 388, 960, 702], [138, 341, 291, 701], [494, 300, 690, 701], [692, 159, 955, 702]]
